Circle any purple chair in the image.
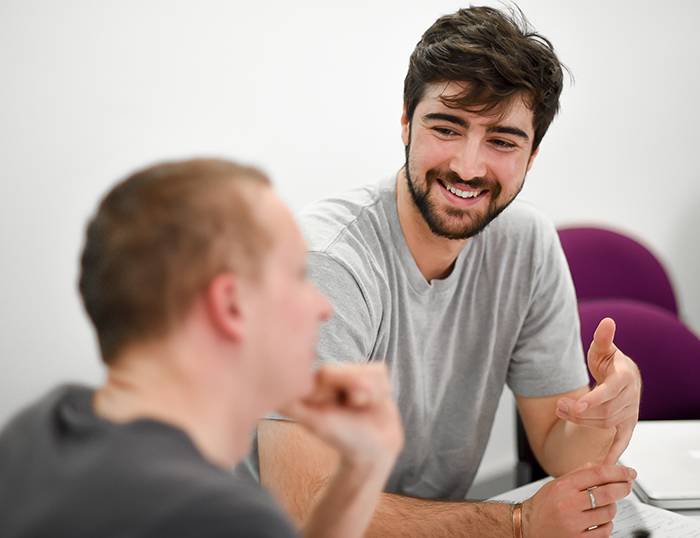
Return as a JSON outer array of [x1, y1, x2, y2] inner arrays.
[[579, 298, 700, 421], [558, 226, 679, 316]]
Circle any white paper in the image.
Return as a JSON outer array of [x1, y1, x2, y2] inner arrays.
[[611, 500, 700, 537]]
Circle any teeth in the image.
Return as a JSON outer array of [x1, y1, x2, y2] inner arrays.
[[442, 180, 480, 199]]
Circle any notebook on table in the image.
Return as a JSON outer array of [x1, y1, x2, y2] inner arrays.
[[619, 420, 700, 510]]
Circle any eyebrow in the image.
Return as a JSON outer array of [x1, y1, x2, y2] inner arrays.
[[488, 125, 530, 141], [422, 112, 530, 142], [423, 112, 468, 129]]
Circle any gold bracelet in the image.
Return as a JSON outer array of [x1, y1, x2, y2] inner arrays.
[[512, 503, 523, 538]]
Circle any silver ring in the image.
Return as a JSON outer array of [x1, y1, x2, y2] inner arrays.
[[588, 488, 597, 509]]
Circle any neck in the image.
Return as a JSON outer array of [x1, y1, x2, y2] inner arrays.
[[395, 168, 468, 282], [93, 329, 260, 468]]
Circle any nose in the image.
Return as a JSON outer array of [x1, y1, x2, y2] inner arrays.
[[451, 139, 488, 181]]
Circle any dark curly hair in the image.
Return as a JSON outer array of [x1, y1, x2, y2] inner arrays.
[[404, 6, 566, 152]]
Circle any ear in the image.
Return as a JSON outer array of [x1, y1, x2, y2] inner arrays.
[[400, 103, 410, 147], [526, 145, 540, 173], [204, 273, 245, 342]]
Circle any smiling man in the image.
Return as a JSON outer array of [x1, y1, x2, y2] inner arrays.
[[398, 83, 540, 281], [253, 6, 641, 538], [403, 88, 535, 242]]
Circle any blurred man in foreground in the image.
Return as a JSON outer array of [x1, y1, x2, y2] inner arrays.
[[0, 158, 403, 538]]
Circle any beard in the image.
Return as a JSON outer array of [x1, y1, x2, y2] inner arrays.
[[404, 141, 525, 241]]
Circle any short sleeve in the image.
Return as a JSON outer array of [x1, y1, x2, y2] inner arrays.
[[506, 221, 589, 397], [307, 251, 376, 366]]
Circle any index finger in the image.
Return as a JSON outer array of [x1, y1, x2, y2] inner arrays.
[[570, 464, 637, 491], [604, 422, 635, 465], [572, 376, 623, 414]]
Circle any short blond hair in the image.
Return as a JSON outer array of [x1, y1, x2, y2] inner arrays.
[[79, 158, 272, 364]]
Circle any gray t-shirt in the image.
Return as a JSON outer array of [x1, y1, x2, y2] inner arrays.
[[298, 174, 589, 500], [0, 385, 297, 538]]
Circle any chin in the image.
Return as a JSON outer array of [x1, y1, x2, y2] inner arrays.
[[299, 373, 316, 399], [285, 374, 315, 402]]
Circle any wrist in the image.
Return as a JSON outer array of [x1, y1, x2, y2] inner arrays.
[[336, 453, 394, 489]]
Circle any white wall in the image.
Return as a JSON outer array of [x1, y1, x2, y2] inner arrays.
[[2, 0, 699, 483]]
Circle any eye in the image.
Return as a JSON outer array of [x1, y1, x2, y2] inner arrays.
[[432, 126, 458, 138], [491, 138, 517, 150]]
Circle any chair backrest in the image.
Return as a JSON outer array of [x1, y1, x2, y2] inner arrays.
[[558, 226, 679, 316], [578, 298, 700, 421]]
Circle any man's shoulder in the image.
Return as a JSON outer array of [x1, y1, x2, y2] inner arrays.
[[495, 199, 553, 227], [0, 387, 297, 538], [486, 200, 557, 243], [0, 384, 89, 438], [298, 176, 395, 253]]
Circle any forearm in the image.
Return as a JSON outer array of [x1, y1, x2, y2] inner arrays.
[[300, 455, 516, 538], [263, 420, 514, 538], [302, 458, 392, 538], [362, 492, 514, 538], [540, 418, 614, 476], [517, 388, 618, 477], [267, 434, 515, 538]]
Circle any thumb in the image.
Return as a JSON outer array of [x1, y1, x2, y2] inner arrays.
[[588, 317, 617, 379]]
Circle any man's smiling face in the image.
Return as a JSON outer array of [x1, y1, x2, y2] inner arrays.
[[401, 82, 539, 240]]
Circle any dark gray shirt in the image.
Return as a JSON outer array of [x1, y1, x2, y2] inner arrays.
[[0, 385, 297, 538]]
